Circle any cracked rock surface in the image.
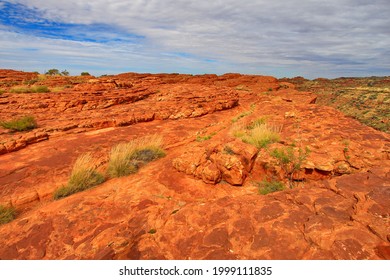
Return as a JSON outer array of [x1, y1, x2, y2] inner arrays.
[[0, 71, 389, 259]]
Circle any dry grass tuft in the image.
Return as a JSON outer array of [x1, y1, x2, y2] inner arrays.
[[54, 153, 105, 200], [231, 119, 281, 149], [107, 134, 165, 178], [0, 205, 16, 225], [10, 85, 50, 93], [0, 115, 37, 131], [256, 179, 285, 195]]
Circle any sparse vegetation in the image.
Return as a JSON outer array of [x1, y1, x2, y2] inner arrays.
[[106, 134, 165, 178], [10, 85, 50, 93], [231, 104, 256, 123], [33, 85, 50, 93], [0, 205, 16, 225], [342, 140, 351, 161], [23, 78, 38, 85], [271, 146, 310, 188], [53, 153, 105, 200], [37, 74, 47, 81], [256, 178, 285, 195], [245, 117, 266, 129], [0, 115, 37, 131], [283, 77, 390, 133], [196, 135, 211, 142], [232, 111, 252, 123], [232, 119, 281, 149], [9, 86, 30, 93], [81, 72, 91, 76], [196, 132, 216, 142]]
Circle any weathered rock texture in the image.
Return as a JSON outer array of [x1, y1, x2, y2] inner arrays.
[[0, 70, 389, 260]]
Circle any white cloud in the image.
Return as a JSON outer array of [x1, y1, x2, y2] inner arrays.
[[1, 0, 390, 77]]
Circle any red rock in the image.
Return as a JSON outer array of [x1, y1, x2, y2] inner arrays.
[[173, 140, 258, 186], [0, 70, 389, 261]]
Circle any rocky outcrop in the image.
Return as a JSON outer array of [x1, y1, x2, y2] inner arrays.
[[173, 139, 258, 185], [0, 75, 240, 153]]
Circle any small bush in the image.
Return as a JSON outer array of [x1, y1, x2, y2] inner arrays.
[[0, 115, 37, 131], [0, 205, 16, 225], [256, 179, 285, 195], [53, 153, 105, 200], [271, 146, 310, 188], [107, 134, 165, 178], [45, 69, 60, 76], [81, 72, 91, 76]]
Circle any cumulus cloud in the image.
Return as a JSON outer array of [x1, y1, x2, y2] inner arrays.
[[1, 0, 389, 78]]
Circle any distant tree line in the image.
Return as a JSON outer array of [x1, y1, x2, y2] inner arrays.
[[45, 69, 69, 76], [44, 69, 91, 76]]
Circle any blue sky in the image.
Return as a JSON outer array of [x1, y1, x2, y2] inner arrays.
[[0, 0, 389, 78]]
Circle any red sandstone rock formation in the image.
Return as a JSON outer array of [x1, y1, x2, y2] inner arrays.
[[0, 70, 388, 260]]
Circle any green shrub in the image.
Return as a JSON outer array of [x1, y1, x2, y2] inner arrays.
[[256, 179, 285, 195], [107, 135, 165, 178], [0, 205, 16, 225], [45, 69, 60, 76], [53, 153, 105, 200], [81, 72, 91, 76], [0, 115, 37, 131], [271, 146, 310, 188]]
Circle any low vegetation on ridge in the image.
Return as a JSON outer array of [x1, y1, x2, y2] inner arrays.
[[0, 115, 37, 132], [282, 77, 390, 133]]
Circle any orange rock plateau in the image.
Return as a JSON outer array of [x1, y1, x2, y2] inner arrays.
[[0, 69, 389, 259]]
